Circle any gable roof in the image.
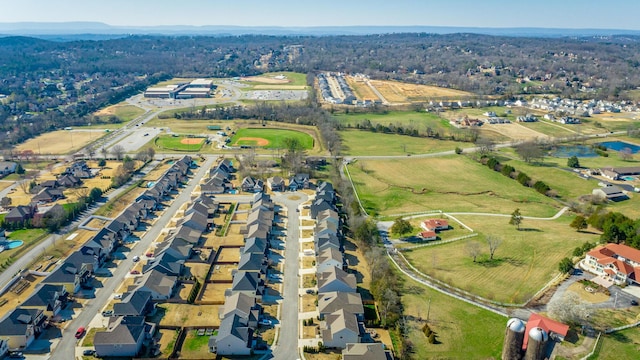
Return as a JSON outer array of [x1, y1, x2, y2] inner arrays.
[[0, 308, 44, 336], [318, 266, 357, 291], [523, 313, 569, 349], [94, 316, 149, 346], [220, 292, 260, 320], [318, 291, 364, 316], [113, 290, 153, 317], [130, 270, 177, 298], [342, 343, 393, 360], [213, 313, 252, 348], [237, 252, 267, 273], [21, 284, 65, 310]]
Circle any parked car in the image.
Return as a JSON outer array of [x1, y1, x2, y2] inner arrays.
[[75, 327, 86, 338], [113, 294, 122, 300], [306, 289, 315, 294], [102, 310, 114, 316], [259, 319, 272, 326], [83, 349, 96, 356], [132, 255, 140, 262], [8, 352, 23, 358], [146, 252, 154, 257], [631, 299, 638, 306], [130, 270, 140, 275]]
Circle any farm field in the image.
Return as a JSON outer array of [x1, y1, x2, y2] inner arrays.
[[399, 270, 505, 359], [155, 135, 205, 151], [334, 110, 449, 129], [369, 79, 473, 103], [517, 120, 577, 137], [339, 130, 471, 156], [348, 155, 560, 217], [93, 103, 146, 123], [231, 128, 314, 150], [402, 215, 599, 303], [15, 130, 106, 155], [594, 328, 640, 360]]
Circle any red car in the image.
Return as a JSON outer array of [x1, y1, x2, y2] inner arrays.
[[146, 253, 154, 257], [130, 270, 140, 275], [75, 327, 85, 339]]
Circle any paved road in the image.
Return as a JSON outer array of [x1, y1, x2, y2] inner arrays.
[[52, 156, 216, 359], [0, 160, 160, 294], [272, 192, 307, 360]]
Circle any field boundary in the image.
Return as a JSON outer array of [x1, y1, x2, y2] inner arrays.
[[581, 332, 602, 360], [399, 233, 478, 250]]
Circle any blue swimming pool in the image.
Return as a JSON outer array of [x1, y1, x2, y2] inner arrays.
[[3, 240, 23, 249], [598, 141, 640, 154]]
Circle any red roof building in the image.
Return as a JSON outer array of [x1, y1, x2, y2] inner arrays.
[[522, 313, 569, 350], [420, 219, 449, 232], [418, 231, 437, 241]]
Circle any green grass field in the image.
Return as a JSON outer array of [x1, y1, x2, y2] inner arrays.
[[594, 328, 640, 360], [155, 135, 205, 151], [399, 269, 506, 359], [339, 130, 471, 156], [402, 215, 599, 303], [348, 155, 560, 217], [334, 110, 448, 129], [231, 128, 314, 149], [0, 229, 48, 265], [518, 120, 577, 137], [239, 71, 308, 87], [146, 118, 247, 134]]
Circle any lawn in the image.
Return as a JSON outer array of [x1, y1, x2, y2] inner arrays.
[[402, 215, 600, 303], [15, 130, 106, 155], [399, 269, 506, 359], [334, 110, 448, 130], [348, 155, 560, 217], [179, 330, 213, 359], [156, 304, 221, 327], [155, 135, 205, 151], [81, 327, 106, 347], [0, 229, 48, 266], [339, 130, 471, 156], [240, 71, 308, 87], [231, 128, 314, 150], [594, 328, 640, 360]]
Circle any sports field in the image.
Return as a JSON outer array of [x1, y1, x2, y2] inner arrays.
[[347, 155, 560, 217], [369, 79, 473, 103], [240, 72, 308, 87], [230, 128, 314, 149], [402, 215, 599, 303], [93, 104, 145, 122], [155, 135, 205, 151], [15, 130, 106, 154]]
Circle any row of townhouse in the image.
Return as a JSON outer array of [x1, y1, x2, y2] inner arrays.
[[209, 192, 276, 355], [310, 182, 393, 359], [0, 157, 193, 353], [201, 158, 234, 194]]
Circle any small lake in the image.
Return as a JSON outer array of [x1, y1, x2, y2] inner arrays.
[[598, 141, 640, 154], [551, 145, 598, 158]]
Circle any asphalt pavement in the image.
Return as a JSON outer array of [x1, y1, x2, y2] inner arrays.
[[272, 192, 307, 360]]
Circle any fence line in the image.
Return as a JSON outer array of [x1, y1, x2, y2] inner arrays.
[[399, 233, 478, 250], [605, 320, 640, 333], [580, 332, 602, 360]]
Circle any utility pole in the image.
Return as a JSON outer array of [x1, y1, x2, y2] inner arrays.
[[426, 297, 432, 322]]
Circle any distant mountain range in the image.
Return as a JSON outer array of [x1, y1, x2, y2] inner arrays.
[[1, 21, 640, 40]]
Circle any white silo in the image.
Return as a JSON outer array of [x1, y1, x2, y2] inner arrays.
[[524, 327, 548, 360], [502, 318, 525, 360]]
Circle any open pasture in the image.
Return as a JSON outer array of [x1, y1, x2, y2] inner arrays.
[[348, 155, 560, 217], [369, 79, 473, 103], [339, 130, 470, 156], [15, 130, 106, 155], [402, 215, 599, 303]]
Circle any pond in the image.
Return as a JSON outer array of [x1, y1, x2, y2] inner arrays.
[[551, 145, 598, 158], [598, 141, 640, 154]]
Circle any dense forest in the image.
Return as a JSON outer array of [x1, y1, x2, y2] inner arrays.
[[2, 33, 640, 146]]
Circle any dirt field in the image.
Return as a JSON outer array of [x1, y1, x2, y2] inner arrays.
[[15, 130, 106, 155], [369, 79, 473, 104], [180, 138, 204, 145], [200, 283, 228, 304], [235, 137, 269, 146], [345, 76, 380, 101], [241, 76, 290, 84], [158, 304, 221, 327], [216, 247, 240, 263]]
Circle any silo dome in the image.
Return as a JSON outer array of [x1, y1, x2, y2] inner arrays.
[[507, 318, 525, 332], [529, 327, 548, 342]]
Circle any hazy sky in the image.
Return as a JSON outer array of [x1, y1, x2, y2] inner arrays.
[[2, 0, 640, 29]]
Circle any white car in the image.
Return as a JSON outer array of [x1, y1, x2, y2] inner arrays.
[[132, 256, 140, 262], [113, 294, 123, 300]]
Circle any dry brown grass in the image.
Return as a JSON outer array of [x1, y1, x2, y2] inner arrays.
[[302, 242, 314, 251], [0, 181, 14, 192], [369, 80, 473, 104], [302, 274, 316, 288], [345, 76, 380, 101], [143, 162, 173, 182], [15, 130, 106, 155], [301, 294, 316, 312], [301, 220, 315, 227], [566, 282, 609, 303], [158, 304, 220, 327], [216, 247, 240, 263], [302, 257, 315, 269], [156, 329, 179, 358], [0, 274, 46, 318], [209, 264, 236, 281], [302, 325, 319, 339], [187, 263, 212, 282], [176, 283, 194, 301], [200, 283, 228, 303]]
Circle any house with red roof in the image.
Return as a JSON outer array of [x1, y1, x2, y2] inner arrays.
[[418, 231, 437, 241], [421, 219, 449, 232], [583, 244, 640, 285], [522, 313, 569, 350]]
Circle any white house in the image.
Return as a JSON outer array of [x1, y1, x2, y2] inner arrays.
[[583, 243, 640, 285]]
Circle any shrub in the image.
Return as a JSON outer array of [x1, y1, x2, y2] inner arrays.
[[517, 172, 531, 186], [501, 164, 515, 177], [533, 180, 550, 195], [455, 147, 463, 154], [486, 157, 499, 171]]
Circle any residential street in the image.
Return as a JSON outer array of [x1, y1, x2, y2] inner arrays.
[[272, 192, 307, 360], [52, 156, 216, 359]]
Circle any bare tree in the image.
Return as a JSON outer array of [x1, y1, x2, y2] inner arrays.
[[486, 235, 502, 260], [548, 292, 591, 325], [465, 241, 482, 262], [100, 147, 109, 159], [111, 145, 125, 160], [620, 147, 634, 161], [475, 137, 495, 156], [515, 141, 545, 163]]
